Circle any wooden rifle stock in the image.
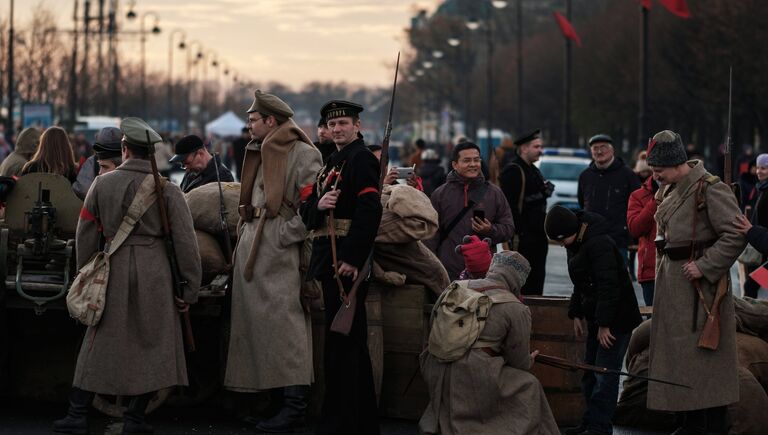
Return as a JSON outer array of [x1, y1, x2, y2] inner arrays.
[[146, 132, 196, 352], [697, 275, 728, 350]]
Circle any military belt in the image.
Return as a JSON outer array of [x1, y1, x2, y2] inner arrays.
[[311, 217, 352, 239], [238, 204, 295, 222], [660, 240, 716, 261]]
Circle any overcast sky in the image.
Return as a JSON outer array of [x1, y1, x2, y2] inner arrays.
[[2, 0, 438, 89]]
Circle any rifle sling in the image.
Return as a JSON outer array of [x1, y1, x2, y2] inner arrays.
[[238, 148, 261, 222]]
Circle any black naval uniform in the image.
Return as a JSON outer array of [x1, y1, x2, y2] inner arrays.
[[179, 154, 234, 193], [301, 137, 383, 435], [499, 152, 551, 295]]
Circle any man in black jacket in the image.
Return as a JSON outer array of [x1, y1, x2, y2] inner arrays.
[[301, 100, 382, 435], [169, 135, 234, 193], [545, 205, 642, 435], [499, 129, 553, 295], [577, 134, 640, 265]]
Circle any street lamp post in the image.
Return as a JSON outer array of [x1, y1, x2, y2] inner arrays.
[[6, 0, 15, 137], [563, 0, 573, 147], [167, 29, 186, 132], [185, 40, 203, 133], [485, 0, 507, 160], [516, 0, 523, 132], [638, 5, 649, 147], [136, 11, 161, 119]]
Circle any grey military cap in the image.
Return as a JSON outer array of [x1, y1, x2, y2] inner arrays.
[[120, 117, 162, 148]]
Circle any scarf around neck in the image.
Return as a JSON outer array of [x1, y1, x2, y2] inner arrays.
[[257, 118, 315, 217]]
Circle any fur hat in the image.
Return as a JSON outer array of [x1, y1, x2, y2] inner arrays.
[[634, 158, 650, 173], [647, 130, 687, 167]]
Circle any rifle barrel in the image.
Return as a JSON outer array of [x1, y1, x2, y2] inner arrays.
[[379, 52, 400, 189], [146, 131, 196, 352]]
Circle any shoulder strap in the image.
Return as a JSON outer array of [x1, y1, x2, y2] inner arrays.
[[515, 164, 526, 214], [438, 182, 491, 245], [105, 174, 158, 256]]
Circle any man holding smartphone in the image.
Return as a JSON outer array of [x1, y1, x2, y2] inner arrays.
[[425, 141, 514, 280]]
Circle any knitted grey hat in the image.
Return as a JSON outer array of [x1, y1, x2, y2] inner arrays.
[[646, 130, 687, 167], [485, 251, 531, 297]]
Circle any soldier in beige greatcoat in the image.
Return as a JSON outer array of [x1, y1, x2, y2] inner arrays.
[[54, 118, 201, 434], [419, 251, 559, 435], [223, 91, 322, 432], [646, 130, 744, 435]]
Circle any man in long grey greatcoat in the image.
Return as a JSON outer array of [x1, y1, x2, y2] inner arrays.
[[646, 130, 744, 435], [419, 251, 559, 435], [224, 90, 322, 432], [54, 117, 201, 434]]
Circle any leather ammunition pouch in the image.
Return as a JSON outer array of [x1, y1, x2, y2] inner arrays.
[[310, 217, 352, 239]]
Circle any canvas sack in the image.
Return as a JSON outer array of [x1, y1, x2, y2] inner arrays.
[[66, 174, 157, 326]]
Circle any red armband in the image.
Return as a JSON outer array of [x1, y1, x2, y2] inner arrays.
[[300, 184, 314, 201], [79, 207, 97, 222], [358, 187, 378, 196]]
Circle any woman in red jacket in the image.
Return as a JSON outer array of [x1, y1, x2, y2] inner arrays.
[[627, 176, 659, 306]]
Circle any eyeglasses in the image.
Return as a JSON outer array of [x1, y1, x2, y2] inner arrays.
[[247, 116, 267, 125], [181, 149, 198, 170]]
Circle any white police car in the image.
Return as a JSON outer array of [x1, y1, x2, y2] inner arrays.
[[534, 148, 591, 212]]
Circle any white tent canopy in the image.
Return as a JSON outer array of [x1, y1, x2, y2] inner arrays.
[[206, 111, 246, 137]]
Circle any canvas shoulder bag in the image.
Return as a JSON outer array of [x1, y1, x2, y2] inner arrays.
[[66, 174, 158, 326]]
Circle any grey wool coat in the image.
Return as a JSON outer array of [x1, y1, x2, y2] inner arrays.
[[73, 159, 201, 395], [419, 287, 559, 435], [648, 161, 744, 411], [224, 140, 322, 392]]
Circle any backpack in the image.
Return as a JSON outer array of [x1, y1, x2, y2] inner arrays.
[[427, 280, 517, 362], [66, 174, 157, 326]]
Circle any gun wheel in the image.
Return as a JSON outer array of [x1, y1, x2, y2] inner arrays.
[[92, 387, 172, 417]]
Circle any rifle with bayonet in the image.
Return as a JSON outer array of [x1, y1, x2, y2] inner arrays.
[[329, 52, 400, 335], [696, 67, 735, 351], [146, 131, 196, 352], [535, 354, 691, 389]]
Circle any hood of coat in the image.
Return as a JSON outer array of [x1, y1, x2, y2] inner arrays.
[[14, 127, 41, 155]]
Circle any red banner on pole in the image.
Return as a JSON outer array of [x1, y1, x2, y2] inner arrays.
[[640, 0, 652, 10], [553, 11, 582, 47], [658, 0, 691, 18]]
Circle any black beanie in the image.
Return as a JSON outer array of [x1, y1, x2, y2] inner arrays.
[[646, 130, 687, 167], [545, 205, 579, 241]]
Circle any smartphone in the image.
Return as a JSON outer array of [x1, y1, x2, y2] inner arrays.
[[396, 165, 415, 179], [473, 209, 486, 221]]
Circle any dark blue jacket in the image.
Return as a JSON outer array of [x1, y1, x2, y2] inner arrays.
[[566, 211, 642, 333], [577, 157, 640, 249]]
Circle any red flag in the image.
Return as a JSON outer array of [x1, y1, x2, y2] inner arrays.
[[640, 0, 652, 10], [750, 263, 768, 289], [658, 0, 691, 18], [553, 11, 582, 47]]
